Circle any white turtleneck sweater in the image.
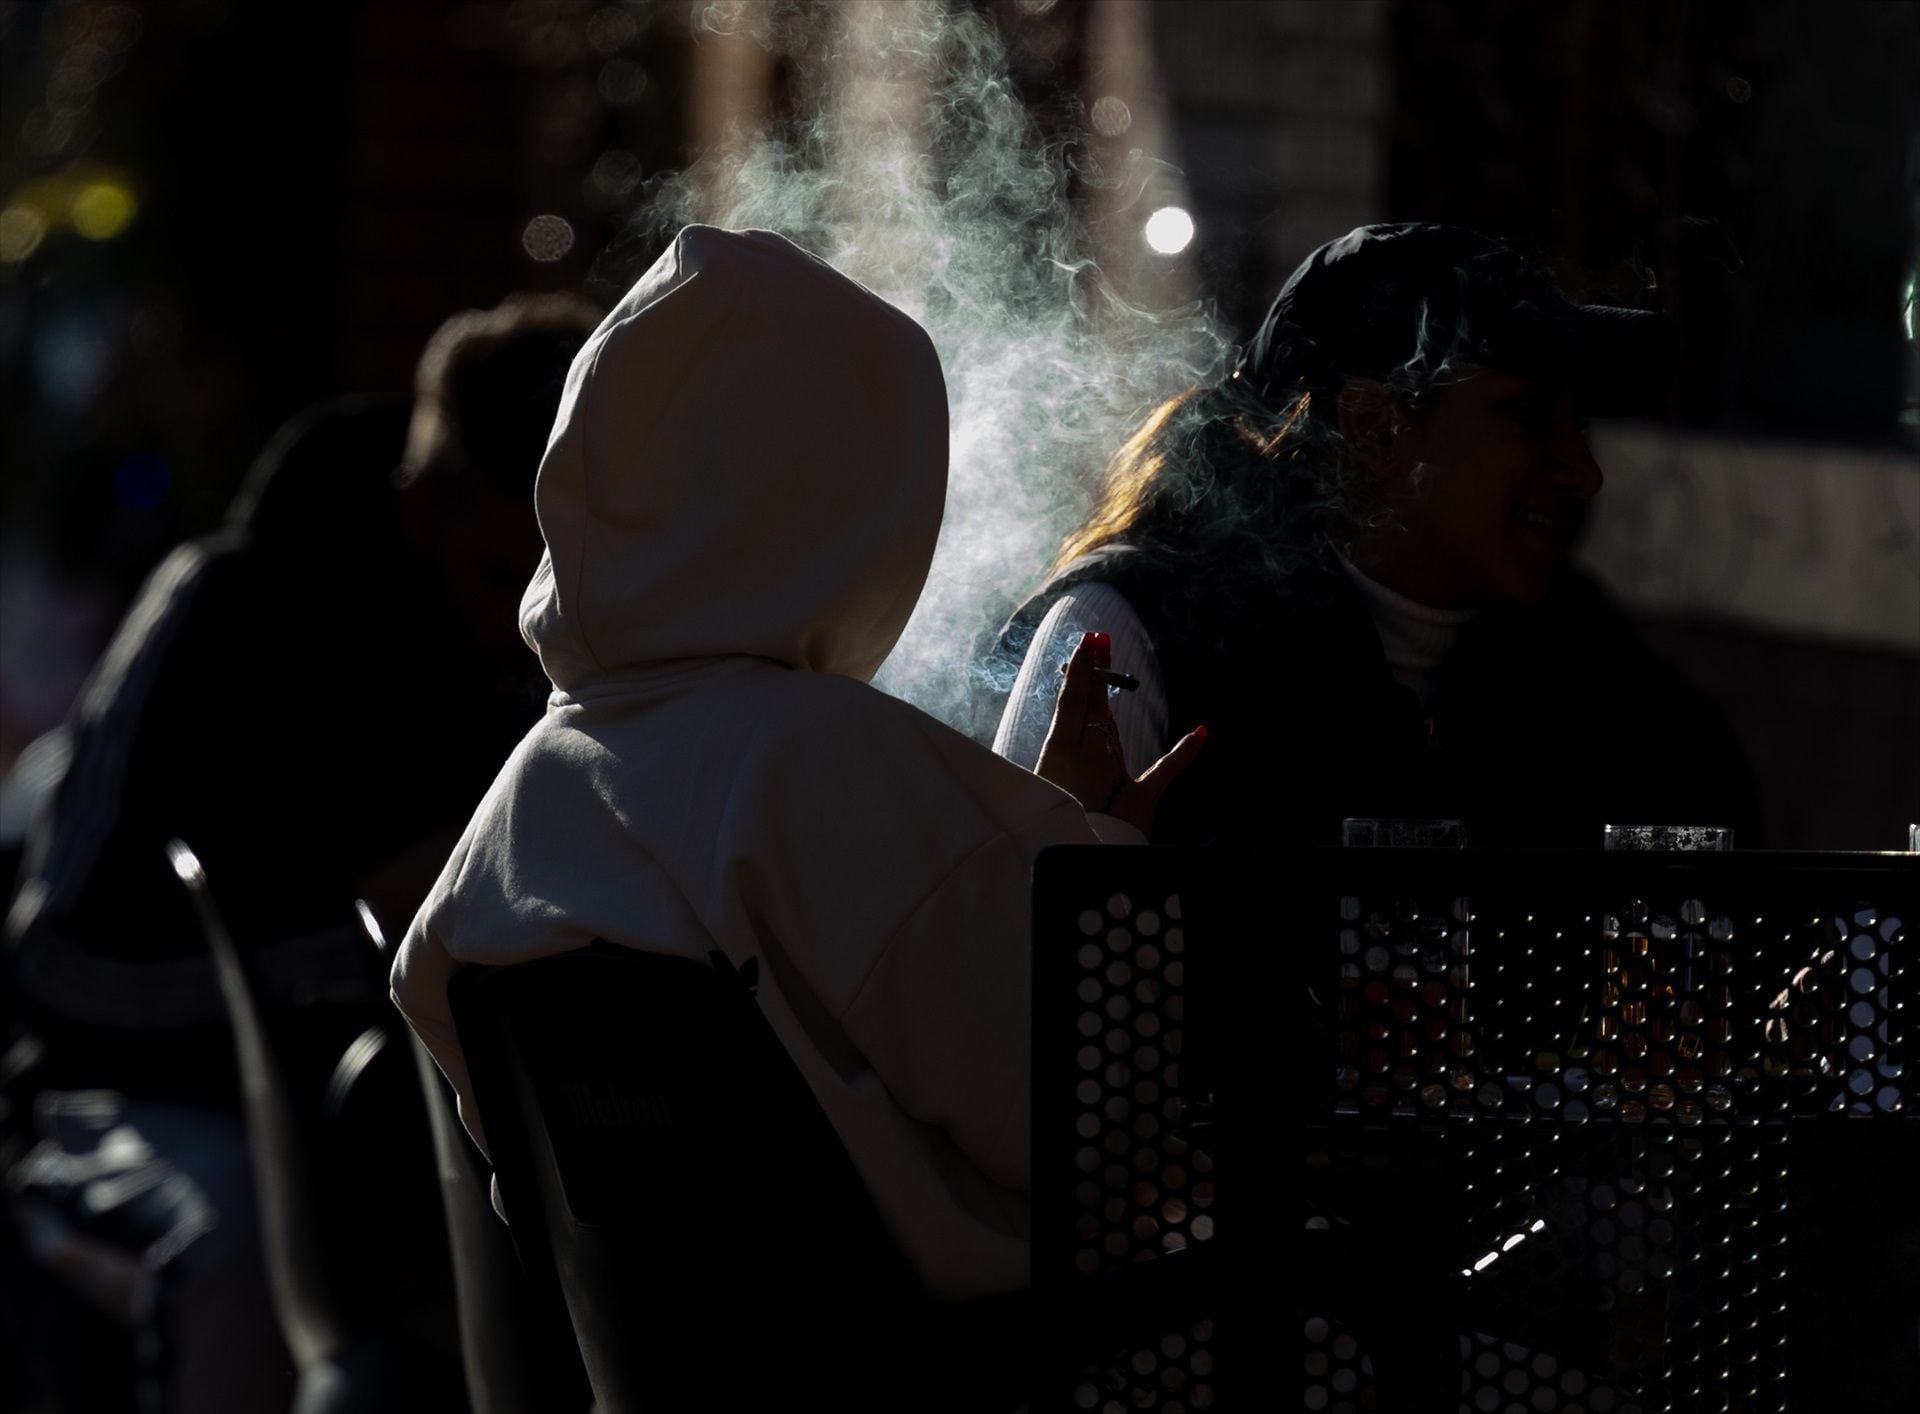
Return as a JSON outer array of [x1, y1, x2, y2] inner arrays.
[[992, 562, 1477, 770], [1335, 556, 1478, 710]]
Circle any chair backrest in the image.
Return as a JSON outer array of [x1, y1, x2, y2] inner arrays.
[[172, 848, 465, 1413], [167, 838, 349, 1370], [356, 897, 589, 1414], [450, 942, 1009, 1413], [1035, 844, 1920, 1411], [406, 1031, 592, 1414], [1291, 845, 1920, 1413]]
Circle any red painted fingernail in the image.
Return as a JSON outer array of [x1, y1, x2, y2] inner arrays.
[[1080, 631, 1096, 646], [1195, 725, 1209, 742], [1092, 632, 1110, 649]]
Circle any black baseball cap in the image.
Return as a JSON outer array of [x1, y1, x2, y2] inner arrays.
[[1233, 223, 1675, 416]]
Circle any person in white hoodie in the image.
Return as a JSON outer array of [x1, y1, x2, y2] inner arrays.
[[392, 226, 1201, 1304]]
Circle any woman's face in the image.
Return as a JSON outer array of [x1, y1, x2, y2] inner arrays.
[[1357, 367, 1604, 608]]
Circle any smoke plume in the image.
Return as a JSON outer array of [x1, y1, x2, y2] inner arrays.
[[614, 0, 1229, 738]]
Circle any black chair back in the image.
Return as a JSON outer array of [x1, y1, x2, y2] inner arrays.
[[169, 843, 463, 1414], [450, 941, 1017, 1413], [405, 1031, 592, 1414], [1289, 846, 1920, 1413], [1035, 844, 1920, 1410], [168, 839, 351, 1371], [343, 898, 593, 1414]]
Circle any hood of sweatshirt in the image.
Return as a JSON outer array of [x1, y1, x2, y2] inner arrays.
[[518, 226, 948, 694]]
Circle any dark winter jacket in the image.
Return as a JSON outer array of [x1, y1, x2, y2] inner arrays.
[[992, 543, 1761, 854]]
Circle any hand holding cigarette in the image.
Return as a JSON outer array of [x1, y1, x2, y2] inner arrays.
[[1059, 661, 1139, 692], [1034, 630, 1204, 835]]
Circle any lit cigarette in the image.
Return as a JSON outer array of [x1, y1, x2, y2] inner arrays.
[[1059, 662, 1139, 692]]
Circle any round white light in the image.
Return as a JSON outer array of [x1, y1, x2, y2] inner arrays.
[[522, 214, 576, 263], [1143, 206, 1194, 256], [1090, 96, 1132, 138]]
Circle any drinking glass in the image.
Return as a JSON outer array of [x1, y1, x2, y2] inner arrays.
[[1602, 824, 1733, 852], [1341, 817, 1470, 849]]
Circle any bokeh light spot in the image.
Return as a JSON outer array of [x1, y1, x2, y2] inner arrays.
[[71, 180, 137, 240], [114, 453, 171, 510], [1726, 75, 1752, 104], [587, 6, 639, 54], [0, 205, 47, 262], [522, 213, 575, 263], [590, 149, 644, 200], [1090, 96, 1132, 138], [597, 59, 648, 107], [1143, 206, 1194, 256]]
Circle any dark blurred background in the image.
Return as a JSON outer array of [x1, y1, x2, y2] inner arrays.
[[1, 0, 1916, 847]]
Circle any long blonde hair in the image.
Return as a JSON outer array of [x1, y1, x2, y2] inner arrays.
[[1047, 377, 1342, 590]]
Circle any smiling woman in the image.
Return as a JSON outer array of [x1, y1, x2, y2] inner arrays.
[[988, 223, 1762, 851], [1344, 367, 1604, 609]]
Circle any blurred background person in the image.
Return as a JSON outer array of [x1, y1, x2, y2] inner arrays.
[[0, 293, 596, 1413]]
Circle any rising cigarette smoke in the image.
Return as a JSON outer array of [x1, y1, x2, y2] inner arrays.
[[607, 0, 1228, 740]]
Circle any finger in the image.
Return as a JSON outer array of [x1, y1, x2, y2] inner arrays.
[[1086, 674, 1125, 762], [1133, 724, 1208, 807], [1046, 631, 1109, 744]]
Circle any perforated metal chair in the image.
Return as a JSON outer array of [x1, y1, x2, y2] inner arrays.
[[168, 841, 463, 1414], [1030, 845, 1230, 1412], [449, 942, 1028, 1414], [1035, 843, 1920, 1411], [1292, 845, 1920, 1414]]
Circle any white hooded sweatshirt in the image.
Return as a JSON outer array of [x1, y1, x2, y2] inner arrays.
[[392, 226, 1108, 1298]]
